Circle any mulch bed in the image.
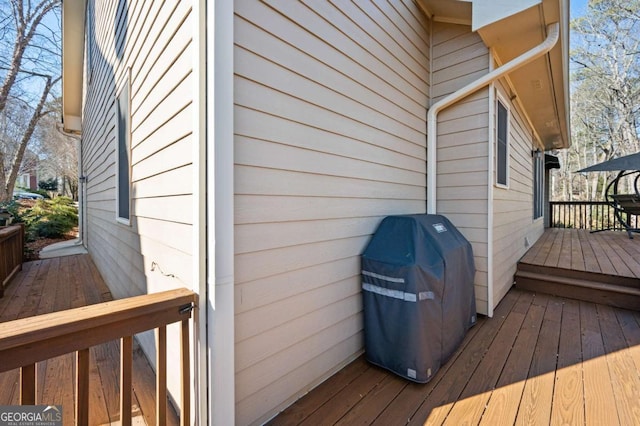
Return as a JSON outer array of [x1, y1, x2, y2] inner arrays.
[[25, 234, 77, 261], [10, 199, 79, 261]]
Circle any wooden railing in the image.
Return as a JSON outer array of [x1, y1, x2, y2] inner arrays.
[[549, 201, 639, 231], [0, 223, 24, 298], [0, 288, 197, 426]]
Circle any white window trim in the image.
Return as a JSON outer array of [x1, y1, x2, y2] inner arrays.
[[86, 1, 92, 84], [115, 69, 131, 226], [495, 91, 510, 189]]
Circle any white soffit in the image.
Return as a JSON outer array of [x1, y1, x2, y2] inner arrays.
[[62, 0, 86, 133], [476, 0, 569, 149], [470, 0, 542, 31], [419, 0, 569, 149]]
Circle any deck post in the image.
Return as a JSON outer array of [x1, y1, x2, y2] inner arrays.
[[156, 326, 167, 425], [76, 348, 90, 426], [181, 319, 190, 426], [20, 363, 36, 404], [120, 336, 133, 426]]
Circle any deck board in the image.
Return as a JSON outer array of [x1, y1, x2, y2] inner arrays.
[[580, 301, 620, 426], [519, 229, 640, 282], [550, 298, 584, 425], [515, 297, 561, 425], [409, 291, 519, 426], [269, 284, 640, 425], [479, 302, 545, 426], [0, 254, 179, 426], [597, 304, 640, 425]]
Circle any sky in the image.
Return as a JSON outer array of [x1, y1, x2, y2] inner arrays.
[[570, 0, 589, 19]]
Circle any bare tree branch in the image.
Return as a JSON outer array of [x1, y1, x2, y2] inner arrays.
[[0, 0, 60, 115]]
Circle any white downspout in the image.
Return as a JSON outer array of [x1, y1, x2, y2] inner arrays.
[[206, 0, 235, 425], [56, 125, 85, 247], [426, 22, 560, 214]]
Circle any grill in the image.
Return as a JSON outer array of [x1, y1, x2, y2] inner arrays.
[[361, 214, 477, 383]]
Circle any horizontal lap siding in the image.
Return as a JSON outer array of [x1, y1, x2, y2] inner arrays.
[[492, 81, 543, 306], [233, 1, 429, 424], [82, 0, 194, 406], [432, 22, 490, 314]]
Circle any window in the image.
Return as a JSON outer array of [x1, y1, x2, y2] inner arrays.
[[86, 3, 93, 83], [116, 75, 131, 223], [533, 150, 544, 219], [496, 99, 509, 187]]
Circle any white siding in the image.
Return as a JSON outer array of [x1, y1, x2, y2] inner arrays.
[[492, 80, 544, 305], [431, 22, 490, 314], [81, 0, 194, 405], [233, 0, 430, 424]]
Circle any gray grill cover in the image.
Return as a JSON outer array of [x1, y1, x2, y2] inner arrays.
[[361, 214, 476, 383]]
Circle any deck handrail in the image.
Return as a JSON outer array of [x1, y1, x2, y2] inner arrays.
[[0, 287, 197, 426], [0, 223, 24, 297], [549, 200, 638, 231]]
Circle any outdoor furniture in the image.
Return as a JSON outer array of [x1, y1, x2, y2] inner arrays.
[[609, 191, 640, 238], [578, 152, 640, 239]]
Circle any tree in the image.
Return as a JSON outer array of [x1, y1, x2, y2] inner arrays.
[[0, 0, 61, 201], [38, 177, 57, 191], [0, 74, 58, 200], [35, 105, 79, 199], [0, 0, 60, 115], [554, 0, 640, 201]]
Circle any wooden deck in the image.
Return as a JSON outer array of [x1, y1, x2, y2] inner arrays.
[[516, 229, 640, 309], [0, 254, 178, 426], [268, 288, 640, 425], [519, 228, 640, 279]]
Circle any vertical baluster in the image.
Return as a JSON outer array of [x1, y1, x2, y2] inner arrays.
[[121, 336, 133, 426], [20, 363, 36, 404], [156, 326, 167, 425], [77, 349, 90, 426], [181, 319, 190, 426]]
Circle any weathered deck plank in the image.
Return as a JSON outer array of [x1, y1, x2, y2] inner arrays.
[[522, 229, 640, 279], [580, 301, 620, 426], [407, 290, 520, 425], [270, 284, 640, 425], [478, 300, 545, 425], [514, 297, 562, 425], [0, 254, 179, 426], [597, 304, 640, 425], [550, 298, 584, 425]]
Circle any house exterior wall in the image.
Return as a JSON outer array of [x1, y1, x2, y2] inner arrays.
[[233, 1, 429, 424], [75, 0, 558, 423], [81, 0, 194, 404], [491, 79, 544, 305], [431, 22, 490, 315]]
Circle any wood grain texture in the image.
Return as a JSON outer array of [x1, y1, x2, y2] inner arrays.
[[0, 255, 181, 425], [516, 229, 640, 310], [270, 287, 640, 426], [76, 348, 90, 426]]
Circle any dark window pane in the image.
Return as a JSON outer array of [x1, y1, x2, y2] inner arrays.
[[117, 84, 130, 220], [497, 101, 508, 186]]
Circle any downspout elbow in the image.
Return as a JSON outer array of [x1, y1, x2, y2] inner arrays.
[[426, 22, 560, 214]]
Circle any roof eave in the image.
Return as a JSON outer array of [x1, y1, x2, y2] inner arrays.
[[476, 0, 570, 150], [419, 0, 571, 151], [62, 0, 86, 134]]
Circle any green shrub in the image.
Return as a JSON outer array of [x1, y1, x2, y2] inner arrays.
[[21, 197, 78, 239], [38, 178, 58, 191], [0, 200, 24, 223], [31, 189, 51, 199]]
